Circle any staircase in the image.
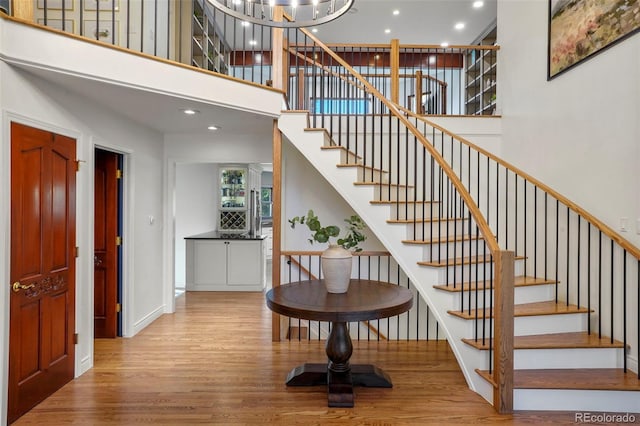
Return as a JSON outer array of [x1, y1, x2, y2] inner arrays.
[[279, 110, 640, 412]]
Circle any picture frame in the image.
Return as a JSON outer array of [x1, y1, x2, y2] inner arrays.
[[37, 0, 74, 10], [84, 0, 119, 11], [83, 20, 119, 45], [37, 18, 75, 32], [548, 0, 640, 80]]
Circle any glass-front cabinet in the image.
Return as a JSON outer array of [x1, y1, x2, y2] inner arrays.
[[219, 167, 247, 232], [220, 168, 246, 209]]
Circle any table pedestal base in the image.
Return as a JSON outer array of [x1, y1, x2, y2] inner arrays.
[[285, 363, 393, 407]]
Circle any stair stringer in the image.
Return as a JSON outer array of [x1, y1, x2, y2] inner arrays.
[[279, 111, 495, 404]]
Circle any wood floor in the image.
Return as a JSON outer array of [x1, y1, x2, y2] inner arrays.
[[14, 292, 583, 425]]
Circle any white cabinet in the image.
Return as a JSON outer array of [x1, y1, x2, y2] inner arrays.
[[186, 237, 265, 291]]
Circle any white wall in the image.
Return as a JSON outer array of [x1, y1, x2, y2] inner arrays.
[[174, 163, 218, 286], [282, 140, 384, 252], [0, 64, 166, 424], [497, 0, 640, 248]]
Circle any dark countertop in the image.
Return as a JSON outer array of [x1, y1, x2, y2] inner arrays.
[[185, 230, 266, 240]]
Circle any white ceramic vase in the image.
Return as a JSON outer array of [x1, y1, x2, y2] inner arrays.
[[321, 244, 353, 293]]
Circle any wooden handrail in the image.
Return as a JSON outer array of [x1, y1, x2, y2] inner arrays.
[[288, 42, 501, 51], [286, 46, 368, 93], [397, 104, 640, 261], [296, 27, 500, 255]]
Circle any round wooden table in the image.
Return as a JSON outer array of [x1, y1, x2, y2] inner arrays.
[[266, 279, 413, 407]]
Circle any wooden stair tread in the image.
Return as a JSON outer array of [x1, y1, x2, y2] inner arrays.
[[355, 182, 413, 188], [434, 275, 554, 292], [389, 217, 467, 224], [477, 369, 640, 391], [418, 254, 525, 267], [462, 331, 625, 350], [404, 235, 481, 245], [337, 163, 387, 173], [448, 300, 591, 320], [371, 200, 439, 205]]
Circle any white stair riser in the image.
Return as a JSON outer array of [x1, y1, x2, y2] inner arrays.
[[514, 347, 624, 369], [514, 389, 640, 412], [368, 185, 415, 201], [355, 167, 389, 184], [435, 260, 525, 285], [389, 204, 440, 220], [421, 239, 484, 259], [446, 283, 556, 308], [404, 219, 469, 238], [515, 313, 589, 336], [455, 312, 589, 338]]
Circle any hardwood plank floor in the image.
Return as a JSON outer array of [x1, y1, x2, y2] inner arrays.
[[14, 292, 582, 425]]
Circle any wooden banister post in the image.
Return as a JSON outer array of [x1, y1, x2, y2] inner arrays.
[[415, 70, 423, 114], [390, 39, 400, 104], [11, 0, 33, 21], [271, 6, 285, 91], [271, 120, 283, 342], [493, 250, 514, 413], [271, 6, 285, 342]]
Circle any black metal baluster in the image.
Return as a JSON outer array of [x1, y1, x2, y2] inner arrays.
[[598, 231, 602, 338], [623, 251, 627, 371], [587, 224, 592, 334], [577, 217, 581, 307], [555, 200, 560, 302], [610, 241, 614, 344], [566, 207, 570, 306]]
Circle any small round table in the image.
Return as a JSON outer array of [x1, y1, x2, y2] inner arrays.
[[266, 279, 413, 407]]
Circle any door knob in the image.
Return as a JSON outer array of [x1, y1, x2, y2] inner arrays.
[[12, 282, 35, 292]]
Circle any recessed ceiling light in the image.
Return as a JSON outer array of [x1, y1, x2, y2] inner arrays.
[[208, 125, 221, 131], [249, 40, 258, 46], [255, 53, 262, 62], [440, 42, 449, 47], [455, 22, 465, 30], [473, 1, 484, 8], [241, 21, 250, 27], [385, 28, 391, 34], [311, 28, 318, 33], [182, 109, 199, 115], [392, 9, 400, 16]]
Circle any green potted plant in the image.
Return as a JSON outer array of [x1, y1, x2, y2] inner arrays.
[[289, 209, 367, 293]]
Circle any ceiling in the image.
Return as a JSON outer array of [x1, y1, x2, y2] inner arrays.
[[17, 0, 497, 136], [314, 0, 497, 45]]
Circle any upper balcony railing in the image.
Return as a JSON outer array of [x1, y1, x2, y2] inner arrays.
[[17, 0, 498, 117]]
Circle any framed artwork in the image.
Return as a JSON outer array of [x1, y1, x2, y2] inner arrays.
[[84, 0, 119, 11], [548, 0, 640, 79], [37, 0, 74, 10], [37, 19, 75, 32], [84, 20, 119, 45]]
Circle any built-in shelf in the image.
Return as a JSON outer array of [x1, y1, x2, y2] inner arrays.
[[465, 24, 497, 116], [180, 0, 231, 74]]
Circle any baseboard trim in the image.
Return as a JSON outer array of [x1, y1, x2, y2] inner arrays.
[[133, 304, 165, 336]]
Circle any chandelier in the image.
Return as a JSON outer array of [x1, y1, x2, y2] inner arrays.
[[207, 0, 355, 28]]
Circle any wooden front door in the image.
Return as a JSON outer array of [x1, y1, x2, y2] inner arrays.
[[94, 149, 118, 338], [8, 122, 77, 423]]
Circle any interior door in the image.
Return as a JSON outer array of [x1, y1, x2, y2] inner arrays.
[[9, 122, 77, 423], [94, 148, 119, 338]]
